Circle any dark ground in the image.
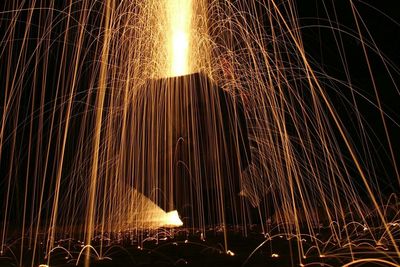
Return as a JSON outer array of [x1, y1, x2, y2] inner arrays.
[[1, 224, 399, 267]]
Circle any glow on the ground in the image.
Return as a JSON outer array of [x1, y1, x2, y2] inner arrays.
[[122, 189, 183, 229], [163, 210, 183, 227]]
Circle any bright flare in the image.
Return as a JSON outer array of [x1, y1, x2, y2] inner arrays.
[[167, 0, 193, 76], [163, 210, 184, 227]]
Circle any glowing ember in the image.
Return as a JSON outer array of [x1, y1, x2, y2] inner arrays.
[[226, 250, 235, 256]]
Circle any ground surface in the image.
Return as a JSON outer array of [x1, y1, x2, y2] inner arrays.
[[1, 225, 398, 266]]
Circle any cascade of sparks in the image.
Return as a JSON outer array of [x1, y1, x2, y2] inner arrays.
[[0, 0, 399, 266]]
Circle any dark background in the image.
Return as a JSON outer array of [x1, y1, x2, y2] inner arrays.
[[297, 0, 400, 193]]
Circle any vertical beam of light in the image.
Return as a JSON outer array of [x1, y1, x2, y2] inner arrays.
[[167, 0, 193, 77]]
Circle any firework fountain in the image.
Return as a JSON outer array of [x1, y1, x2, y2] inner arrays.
[[0, 0, 399, 266]]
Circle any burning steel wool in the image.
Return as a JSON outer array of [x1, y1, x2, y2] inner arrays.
[[0, 0, 399, 266]]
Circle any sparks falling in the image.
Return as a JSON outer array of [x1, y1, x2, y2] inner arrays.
[[0, 0, 399, 266]]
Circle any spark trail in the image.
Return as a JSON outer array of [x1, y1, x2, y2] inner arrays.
[[0, 0, 399, 266]]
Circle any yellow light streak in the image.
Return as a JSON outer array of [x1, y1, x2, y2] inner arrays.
[[167, 0, 193, 76]]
